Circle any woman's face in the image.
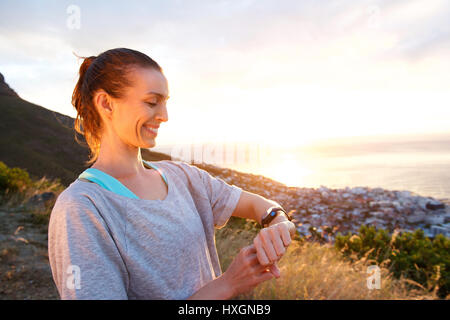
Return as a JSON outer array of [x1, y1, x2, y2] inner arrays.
[[108, 66, 169, 149]]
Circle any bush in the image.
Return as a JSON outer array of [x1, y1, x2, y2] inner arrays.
[[0, 161, 64, 214], [215, 218, 434, 299], [0, 161, 32, 195], [335, 225, 450, 298]]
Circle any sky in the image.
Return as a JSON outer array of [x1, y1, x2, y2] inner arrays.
[[1, 0, 450, 148]]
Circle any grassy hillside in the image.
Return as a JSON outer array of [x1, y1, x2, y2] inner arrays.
[[0, 94, 89, 185]]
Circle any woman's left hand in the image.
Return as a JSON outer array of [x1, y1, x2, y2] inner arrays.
[[253, 220, 296, 278]]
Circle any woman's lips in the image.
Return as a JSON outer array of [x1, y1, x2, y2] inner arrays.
[[144, 126, 158, 136]]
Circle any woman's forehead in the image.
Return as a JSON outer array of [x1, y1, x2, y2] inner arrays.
[[128, 66, 168, 96]]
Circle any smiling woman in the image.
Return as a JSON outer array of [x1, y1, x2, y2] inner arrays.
[[48, 47, 296, 300], [71, 48, 169, 165]]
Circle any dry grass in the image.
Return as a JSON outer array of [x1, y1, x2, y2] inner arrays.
[[215, 217, 436, 300], [0, 176, 65, 223], [2, 175, 63, 204]]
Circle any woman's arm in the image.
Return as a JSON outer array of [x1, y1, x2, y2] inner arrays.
[[231, 190, 289, 226], [187, 244, 276, 300], [187, 191, 293, 300], [187, 274, 234, 300], [48, 197, 129, 299], [231, 190, 296, 269]]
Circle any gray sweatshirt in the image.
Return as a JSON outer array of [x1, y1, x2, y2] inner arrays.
[[48, 160, 243, 299]]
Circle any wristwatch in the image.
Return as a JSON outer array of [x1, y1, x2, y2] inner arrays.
[[261, 206, 292, 228]]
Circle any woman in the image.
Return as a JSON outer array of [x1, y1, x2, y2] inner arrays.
[[48, 48, 296, 299]]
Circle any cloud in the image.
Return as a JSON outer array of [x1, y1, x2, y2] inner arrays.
[[1, 0, 449, 144], [1, 0, 449, 64]]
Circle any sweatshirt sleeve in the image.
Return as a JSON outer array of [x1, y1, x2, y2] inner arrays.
[[170, 160, 243, 229], [48, 194, 129, 300]]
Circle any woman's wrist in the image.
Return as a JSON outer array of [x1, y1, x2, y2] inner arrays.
[[218, 272, 236, 299], [268, 213, 289, 227], [186, 273, 235, 300]]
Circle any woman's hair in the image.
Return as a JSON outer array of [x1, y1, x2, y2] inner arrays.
[[72, 48, 163, 167]]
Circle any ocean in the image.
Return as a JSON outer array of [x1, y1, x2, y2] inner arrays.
[[152, 133, 450, 201]]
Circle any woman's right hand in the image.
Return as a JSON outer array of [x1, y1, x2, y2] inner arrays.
[[222, 244, 280, 298]]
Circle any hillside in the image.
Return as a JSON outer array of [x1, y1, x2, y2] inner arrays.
[[0, 73, 170, 186], [0, 73, 18, 97]]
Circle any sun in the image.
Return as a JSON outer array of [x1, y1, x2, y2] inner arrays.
[[261, 153, 314, 187]]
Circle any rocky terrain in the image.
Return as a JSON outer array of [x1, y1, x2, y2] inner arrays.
[[0, 206, 58, 299], [204, 164, 450, 241]]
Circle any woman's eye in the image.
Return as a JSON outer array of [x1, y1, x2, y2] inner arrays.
[[146, 102, 157, 107]]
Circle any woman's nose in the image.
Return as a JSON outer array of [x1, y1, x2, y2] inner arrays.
[[156, 103, 169, 122]]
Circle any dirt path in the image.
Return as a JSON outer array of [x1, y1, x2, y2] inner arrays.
[[0, 208, 58, 299]]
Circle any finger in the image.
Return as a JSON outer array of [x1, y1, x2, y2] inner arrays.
[[256, 262, 280, 278], [255, 263, 268, 273], [253, 236, 270, 266], [280, 224, 292, 247], [244, 244, 257, 254], [255, 268, 275, 283], [260, 230, 278, 263], [268, 262, 281, 278], [269, 227, 286, 257], [287, 221, 296, 237], [246, 253, 261, 267]]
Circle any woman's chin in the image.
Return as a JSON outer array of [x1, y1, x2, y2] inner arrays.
[[140, 138, 156, 149]]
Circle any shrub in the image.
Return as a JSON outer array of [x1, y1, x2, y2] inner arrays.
[[215, 218, 434, 299], [0, 161, 64, 218], [335, 225, 450, 298], [0, 161, 32, 195]]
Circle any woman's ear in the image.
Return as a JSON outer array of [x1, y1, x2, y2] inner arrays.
[[93, 90, 114, 120]]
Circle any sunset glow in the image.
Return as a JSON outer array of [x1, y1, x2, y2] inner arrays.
[[0, 0, 449, 149]]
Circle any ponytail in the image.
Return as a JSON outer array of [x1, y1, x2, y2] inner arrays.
[[72, 55, 102, 167]]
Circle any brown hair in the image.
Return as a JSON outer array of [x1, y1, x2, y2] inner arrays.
[[72, 48, 163, 167]]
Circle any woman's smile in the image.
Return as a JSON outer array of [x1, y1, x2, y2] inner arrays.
[[143, 125, 158, 136]]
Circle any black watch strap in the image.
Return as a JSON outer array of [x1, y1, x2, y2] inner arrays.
[[261, 206, 292, 228]]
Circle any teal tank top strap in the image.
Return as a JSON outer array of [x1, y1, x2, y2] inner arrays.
[[77, 160, 168, 199], [78, 168, 140, 199], [142, 160, 168, 187]]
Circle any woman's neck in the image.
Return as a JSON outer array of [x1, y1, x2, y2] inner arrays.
[[92, 144, 147, 180]]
